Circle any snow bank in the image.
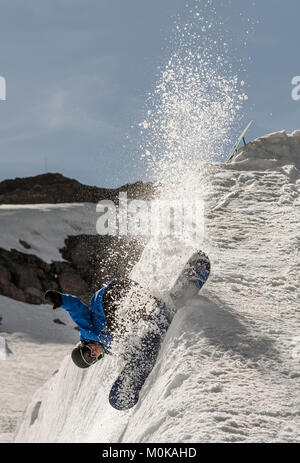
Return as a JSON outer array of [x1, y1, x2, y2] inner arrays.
[[229, 130, 300, 170], [14, 131, 300, 443], [0, 296, 78, 440], [0, 295, 78, 343], [0, 203, 97, 262]]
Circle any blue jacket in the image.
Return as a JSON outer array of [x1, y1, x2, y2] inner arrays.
[[61, 279, 116, 350]]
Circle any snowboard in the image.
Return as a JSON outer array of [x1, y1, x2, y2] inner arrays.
[[108, 250, 211, 410]]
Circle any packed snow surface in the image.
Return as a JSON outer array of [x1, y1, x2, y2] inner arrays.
[[13, 131, 300, 443], [0, 296, 77, 441]]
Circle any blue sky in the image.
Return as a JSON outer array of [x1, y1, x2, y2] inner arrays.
[[0, 0, 299, 187]]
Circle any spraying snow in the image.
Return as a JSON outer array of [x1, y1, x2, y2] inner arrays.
[[140, 0, 248, 186]]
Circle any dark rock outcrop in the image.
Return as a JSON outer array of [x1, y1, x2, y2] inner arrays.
[[0, 234, 144, 305], [0, 247, 78, 304]]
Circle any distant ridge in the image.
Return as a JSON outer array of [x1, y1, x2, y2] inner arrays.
[[0, 173, 156, 205]]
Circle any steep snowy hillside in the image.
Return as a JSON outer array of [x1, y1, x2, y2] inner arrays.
[[15, 131, 300, 443]]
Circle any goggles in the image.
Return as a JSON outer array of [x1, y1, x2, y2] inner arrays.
[[79, 342, 105, 366]]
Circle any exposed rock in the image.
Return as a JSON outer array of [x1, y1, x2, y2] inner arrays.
[[53, 319, 66, 325], [24, 287, 44, 304], [19, 239, 31, 249], [58, 271, 89, 299], [18, 268, 43, 292], [0, 233, 145, 306], [0, 247, 87, 305], [0, 266, 11, 292], [0, 262, 27, 301]]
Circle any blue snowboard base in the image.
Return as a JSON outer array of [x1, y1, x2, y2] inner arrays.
[[109, 250, 210, 410], [109, 331, 162, 410]]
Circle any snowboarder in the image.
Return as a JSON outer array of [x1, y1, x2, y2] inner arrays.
[[44, 277, 161, 369], [45, 251, 210, 409]]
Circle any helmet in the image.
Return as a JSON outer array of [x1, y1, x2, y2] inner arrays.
[[71, 343, 103, 368]]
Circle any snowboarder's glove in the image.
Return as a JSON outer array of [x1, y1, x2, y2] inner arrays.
[[45, 290, 63, 309]]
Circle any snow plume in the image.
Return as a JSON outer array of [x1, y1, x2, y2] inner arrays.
[[139, 0, 248, 185], [132, 1, 249, 296]]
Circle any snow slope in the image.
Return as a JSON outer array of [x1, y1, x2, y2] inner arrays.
[[0, 204, 96, 441], [0, 296, 78, 442], [14, 131, 300, 442], [0, 203, 97, 262]]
